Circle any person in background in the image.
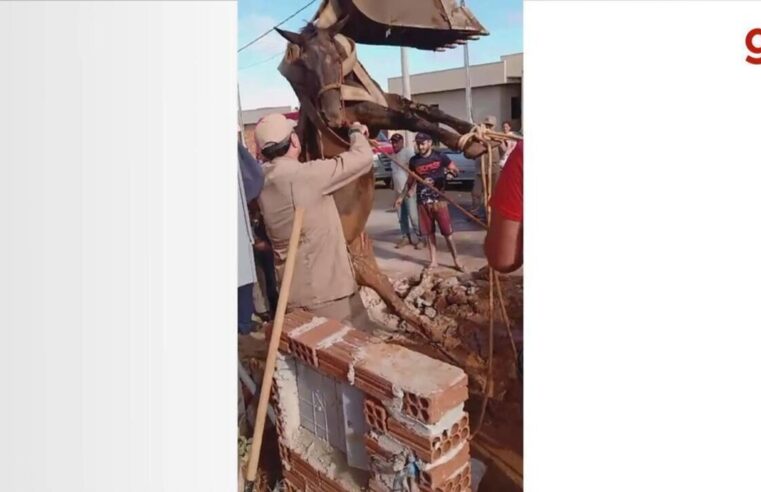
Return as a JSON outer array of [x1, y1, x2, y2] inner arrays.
[[400, 132, 464, 271], [238, 140, 264, 334], [249, 201, 279, 319], [255, 113, 374, 326], [389, 133, 423, 250], [485, 139, 523, 273], [498, 121, 518, 168], [471, 115, 503, 219]]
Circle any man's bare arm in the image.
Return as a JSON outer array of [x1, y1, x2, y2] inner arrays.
[[484, 214, 523, 273]]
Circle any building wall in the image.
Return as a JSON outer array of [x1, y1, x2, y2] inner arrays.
[[388, 60, 508, 95], [241, 124, 257, 153], [412, 83, 522, 131], [240, 105, 292, 125]]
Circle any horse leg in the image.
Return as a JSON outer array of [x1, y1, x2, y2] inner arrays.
[[348, 232, 433, 338], [385, 94, 475, 135], [347, 102, 487, 159], [348, 231, 490, 394]]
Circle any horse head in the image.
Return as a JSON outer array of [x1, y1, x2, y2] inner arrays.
[[276, 17, 351, 128]]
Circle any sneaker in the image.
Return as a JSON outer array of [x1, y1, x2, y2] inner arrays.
[[414, 241, 425, 250], [395, 237, 411, 249]]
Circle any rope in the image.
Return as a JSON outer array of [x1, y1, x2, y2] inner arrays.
[[470, 141, 521, 439], [471, 145, 495, 439], [456, 124, 523, 154], [496, 281, 519, 360]]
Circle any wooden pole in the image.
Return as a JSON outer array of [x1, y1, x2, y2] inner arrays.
[[245, 207, 306, 482]]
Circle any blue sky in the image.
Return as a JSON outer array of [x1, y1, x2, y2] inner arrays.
[[237, 0, 523, 110]]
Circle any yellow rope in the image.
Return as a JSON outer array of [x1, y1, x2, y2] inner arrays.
[[471, 145, 495, 440], [456, 124, 522, 154], [471, 141, 521, 438]]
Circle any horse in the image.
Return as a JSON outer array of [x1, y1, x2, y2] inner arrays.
[[275, 20, 492, 393]]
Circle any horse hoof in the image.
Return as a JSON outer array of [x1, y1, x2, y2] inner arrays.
[[463, 141, 487, 159]]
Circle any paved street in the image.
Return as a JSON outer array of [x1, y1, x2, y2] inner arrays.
[[367, 184, 490, 280]]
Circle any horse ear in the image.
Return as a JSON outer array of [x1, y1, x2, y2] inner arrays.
[[275, 27, 303, 46], [328, 16, 350, 36]]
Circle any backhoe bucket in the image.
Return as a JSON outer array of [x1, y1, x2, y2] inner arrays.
[[312, 0, 489, 51]]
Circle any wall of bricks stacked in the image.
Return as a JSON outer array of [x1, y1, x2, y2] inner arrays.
[[241, 124, 258, 153], [269, 310, 472, 492]]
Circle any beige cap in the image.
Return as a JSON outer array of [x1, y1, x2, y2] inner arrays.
[[482, 115, 497, 126], [254, 113, 297, 150]]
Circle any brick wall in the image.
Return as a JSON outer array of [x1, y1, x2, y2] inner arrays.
[[269, 310, 472, 492], [241, 124, 257, 153]]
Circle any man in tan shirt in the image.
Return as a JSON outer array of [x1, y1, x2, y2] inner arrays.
[[254, 113, 373, 325]]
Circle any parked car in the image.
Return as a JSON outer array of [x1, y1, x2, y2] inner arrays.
[[439, 148, 477, 188], [372, 131, 394, 188]]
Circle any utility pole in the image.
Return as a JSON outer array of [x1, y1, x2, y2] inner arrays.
[[462, 0, 473, 123], [400, 47, 414, 149]]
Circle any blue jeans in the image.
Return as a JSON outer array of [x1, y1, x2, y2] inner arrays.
[[238, 283, 254, 334], [397, 194, 421, 241]]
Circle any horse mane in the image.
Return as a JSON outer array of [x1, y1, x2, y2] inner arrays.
[[299, 22, 319, 38]]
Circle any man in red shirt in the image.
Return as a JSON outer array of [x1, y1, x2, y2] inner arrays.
[[485, 139, 523, 273]]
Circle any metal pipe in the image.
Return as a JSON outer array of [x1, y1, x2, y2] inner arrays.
[[462, 1, 473, 123], [400, 47, 414, 149]]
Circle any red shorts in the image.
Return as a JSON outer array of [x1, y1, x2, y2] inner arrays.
[[418, 202, 453, 236]]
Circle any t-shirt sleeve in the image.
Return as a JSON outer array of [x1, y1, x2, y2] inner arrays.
[[408, 156, 419, 174], [490, 141, 523, 222], [441, 152, 453, 168]]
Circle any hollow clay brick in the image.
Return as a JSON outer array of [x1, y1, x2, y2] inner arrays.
[[283, 469, 306, 491], [289, 452, 318, 482], [385, 413, 470, 462], [315, 329, 376, 382], [364, 433, 393, 460], [270, 309, 316, 354], [353, 343, 468, 424], [363, 397, 389, 433], [420, 462, 472, 492], [287, 318, 346, 368], [319, 473, 348, 492], [419, 442, 471, 490]]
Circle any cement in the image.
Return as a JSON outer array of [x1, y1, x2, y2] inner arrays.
[[291, 428, 369, 491], [288, 316, 328, 339], [274, 354, 301, 447], [385, 402, 466, 438], [315, 325, 352, 350]]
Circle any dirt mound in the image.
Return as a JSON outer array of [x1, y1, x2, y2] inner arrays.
[[361, 268, 523, 396]]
